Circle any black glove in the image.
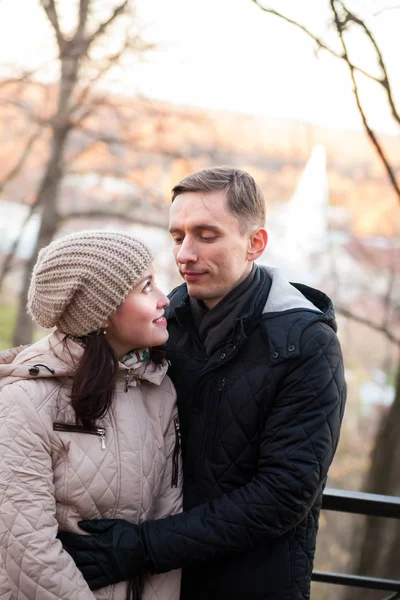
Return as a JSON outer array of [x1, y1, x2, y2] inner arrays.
[[57, 519, 150, 590]]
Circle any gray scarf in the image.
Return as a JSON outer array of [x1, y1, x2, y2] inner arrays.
[[189, 264, 271, 356]]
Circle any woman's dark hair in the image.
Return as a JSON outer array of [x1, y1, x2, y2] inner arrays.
[[68, 332, 165, 429], [70, 332, 119, 429]]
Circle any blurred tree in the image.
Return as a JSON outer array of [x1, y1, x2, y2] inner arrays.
[[0, 0, 154, 345], [253, 1, 400, 598]]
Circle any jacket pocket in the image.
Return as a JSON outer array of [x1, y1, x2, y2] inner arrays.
[[53, 422, 107, 450]]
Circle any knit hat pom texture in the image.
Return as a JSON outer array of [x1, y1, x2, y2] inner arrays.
[[27, 230, 153, 336]]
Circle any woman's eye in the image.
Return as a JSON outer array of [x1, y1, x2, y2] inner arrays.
[[143, 281, 153, 293]]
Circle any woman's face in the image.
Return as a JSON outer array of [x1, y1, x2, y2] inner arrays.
[[106, 266, 169, 359]]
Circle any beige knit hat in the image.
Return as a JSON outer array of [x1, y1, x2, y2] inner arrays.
[[27, 230, 153, 336]]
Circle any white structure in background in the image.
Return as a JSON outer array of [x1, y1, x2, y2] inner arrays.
[[284, 145, 329, 272], [260, 144, 329, 285], [0, 201, 41, 259]]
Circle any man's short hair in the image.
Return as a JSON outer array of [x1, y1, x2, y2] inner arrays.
[[171, 166, 266, 234]]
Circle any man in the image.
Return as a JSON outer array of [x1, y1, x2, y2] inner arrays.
[[60, 167, 346, 599]]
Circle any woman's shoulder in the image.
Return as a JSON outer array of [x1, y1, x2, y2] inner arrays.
[[0, 332, 74, 411], [0, 376, 63, 417], [159, 372, 176, 400]]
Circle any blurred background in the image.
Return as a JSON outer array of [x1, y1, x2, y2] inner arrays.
[[0, 1, 399, 598]]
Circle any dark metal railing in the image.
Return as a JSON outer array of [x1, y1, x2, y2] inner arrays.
[[313, 488, 400, 599]]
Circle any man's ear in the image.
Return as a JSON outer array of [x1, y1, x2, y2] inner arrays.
[[247, 228, 268, 262]]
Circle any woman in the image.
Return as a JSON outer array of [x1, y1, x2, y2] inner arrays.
[[0, 230, 182, 600]]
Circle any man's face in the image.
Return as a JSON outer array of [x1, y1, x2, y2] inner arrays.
[[169, 190, 255, 309]]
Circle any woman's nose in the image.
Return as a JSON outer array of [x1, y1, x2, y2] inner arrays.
[[158, 291, 170, 309]]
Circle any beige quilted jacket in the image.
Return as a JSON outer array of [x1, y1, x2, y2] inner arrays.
[[0, 331, 182, 600]]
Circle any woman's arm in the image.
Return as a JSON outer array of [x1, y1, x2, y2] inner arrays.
[[0, 383, 96, 600]]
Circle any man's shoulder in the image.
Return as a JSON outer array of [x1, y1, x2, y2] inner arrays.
[[257, 308, 338, 365], [167, 283, 187, 314]]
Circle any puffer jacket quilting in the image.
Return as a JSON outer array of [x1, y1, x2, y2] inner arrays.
[[139, 267, 346, 600], [0, 331, 182, 600]]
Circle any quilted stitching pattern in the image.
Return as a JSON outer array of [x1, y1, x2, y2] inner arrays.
[[0, 385, 95, 600], [0, 338, 182, 600], [146, 299, 346, 600]]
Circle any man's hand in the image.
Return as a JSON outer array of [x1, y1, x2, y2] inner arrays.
[[58, 519, 150, 590]]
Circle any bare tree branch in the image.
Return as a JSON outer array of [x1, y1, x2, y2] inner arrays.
[[85, 1, 129, 51], [251, 0, 382, 83], [253, 0, 400, 202], [0, 128, 43, 194], [41, 0, 65, 51], [60, 206, 169, 228], [0, 98, 49, 126], [338, 1, 400, 127], [71, 93, 109, 127], [336, 305, 400, 347], [70, 35, 132, 117], [374, 4, 400, 17], [330, 0, 400, 201], [0, 70, 48, 90], [2, 0, 154, 344], [75, 0, 90, 41]]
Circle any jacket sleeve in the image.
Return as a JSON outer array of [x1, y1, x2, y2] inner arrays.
[[143, 322, 346, 572], [0, 384, 96, 600]]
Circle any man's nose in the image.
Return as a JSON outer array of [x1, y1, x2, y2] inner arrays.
[[176, 238, 197, 264]]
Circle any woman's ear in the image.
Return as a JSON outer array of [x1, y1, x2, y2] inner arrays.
[[247, 228, 268, 262]]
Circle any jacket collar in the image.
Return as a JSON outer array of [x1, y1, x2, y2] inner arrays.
[[167, 266, 334, 326], [167, 267, 337, 364], [0, 330, 168, 389]]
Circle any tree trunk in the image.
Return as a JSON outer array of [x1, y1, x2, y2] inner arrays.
[[342, 365, 400, 600], [12, 46, 81, 346], [12, 126, 69, 346]]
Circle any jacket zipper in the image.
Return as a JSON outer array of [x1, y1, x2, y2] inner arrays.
[[199, 376, 227, 460], [125, 368, 132, 392], [218, 377, 227, 393], [171, 417, 181, 488], [53, 422, 107, 450], [211, 377, 227, 457]]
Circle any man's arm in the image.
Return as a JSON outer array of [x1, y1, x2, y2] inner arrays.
[[60, 322, 346, 587]]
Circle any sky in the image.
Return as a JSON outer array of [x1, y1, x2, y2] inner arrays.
[[0, 0, 399, 133]]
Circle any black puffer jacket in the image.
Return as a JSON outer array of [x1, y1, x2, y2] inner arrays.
[[144, 268, 346, 600]]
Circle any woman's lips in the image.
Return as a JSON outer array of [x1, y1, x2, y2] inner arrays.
[[153, 316, 167, 327]]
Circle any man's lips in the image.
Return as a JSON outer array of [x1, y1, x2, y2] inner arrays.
[[182, 272, 206, 282]]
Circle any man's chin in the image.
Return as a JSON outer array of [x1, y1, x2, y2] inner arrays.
[[185, 284, 203, 298], [185, 284, 217, 304]]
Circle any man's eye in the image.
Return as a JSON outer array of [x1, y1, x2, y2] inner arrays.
[[201, 236, 216, 242], [173, 238, 183, 244]]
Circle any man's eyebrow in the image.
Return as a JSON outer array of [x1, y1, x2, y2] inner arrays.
[[169, 225, 222, 234]]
